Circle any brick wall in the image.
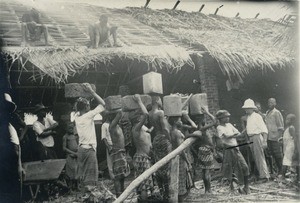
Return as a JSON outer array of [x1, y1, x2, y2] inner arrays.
[[191, 53, 220, 115]]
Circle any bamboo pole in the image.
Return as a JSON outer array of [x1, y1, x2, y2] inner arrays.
[[114, 137, 197, 203]]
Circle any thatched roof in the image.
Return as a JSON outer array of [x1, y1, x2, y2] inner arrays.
[[1, 1, 297, 82], [0, 1, 194, 82], [121, 8, 297, 80]]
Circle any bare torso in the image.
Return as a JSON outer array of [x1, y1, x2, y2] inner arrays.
[[171, 129, 184, 149], [94, 22, 110, 44], [149, 109, 170, 136], [110, 124, 125, 149], [199, 129, 214, 147], [132, 125, 152, 155], [66, 134, 78, 152]]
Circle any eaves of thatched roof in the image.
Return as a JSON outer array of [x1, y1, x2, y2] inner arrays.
[[122, 7, 298, 80], [0, 1, 194, 82]]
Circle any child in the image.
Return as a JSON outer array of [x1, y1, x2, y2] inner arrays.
[[169, 115, 193, 202], [109, 109, 130, 197], [101, 113, 115, 180], [216, 110, 250, 194], [186, 107, 217, 194], [130, 94, 154, 202], [63, 122, 78, 190], [279, 114, 296, 179]]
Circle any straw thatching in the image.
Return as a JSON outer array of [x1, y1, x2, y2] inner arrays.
[[0, 1, 194, 82], [1, 1, 297, 82], [122, 7, 297, 80]]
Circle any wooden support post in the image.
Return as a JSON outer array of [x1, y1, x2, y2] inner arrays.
[[199, 4, 205, 12], [169, 155, 179, 203], [144, 0, 151, 9], [214, 5, 223, 15], [172, 0, 181, 10], [254, 13, 260, 19], [114, 137, 197, 203]]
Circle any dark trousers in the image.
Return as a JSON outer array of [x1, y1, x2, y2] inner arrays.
[[36, 142, 57, 160], [267, 140, 283, 174]]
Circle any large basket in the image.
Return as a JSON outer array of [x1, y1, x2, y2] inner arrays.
[[23, 159, 66, 182]]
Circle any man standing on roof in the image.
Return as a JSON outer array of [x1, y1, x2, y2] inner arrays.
[[265, 98, 284, 177], [21, 8, 49, 46], [88, 14, 121, 48]]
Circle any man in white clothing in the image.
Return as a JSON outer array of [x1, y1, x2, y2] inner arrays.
[[242, 99, 270, 181], [74, 83, 105, 187], [33, 104, 58, 160]]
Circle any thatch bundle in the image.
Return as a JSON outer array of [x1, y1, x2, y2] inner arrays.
[[123, 7, 297, 79], [3, 45, 193, 82]]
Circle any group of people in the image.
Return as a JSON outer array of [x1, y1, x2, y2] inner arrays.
[[62, 84, 300, 202], [1, 84, 299, 202], [21, 8, 119, 48]]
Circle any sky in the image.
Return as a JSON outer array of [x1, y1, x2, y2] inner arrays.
[[19, 0, 298, 21]]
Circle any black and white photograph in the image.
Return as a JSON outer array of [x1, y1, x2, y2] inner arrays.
[[0, 0, 299, 202]]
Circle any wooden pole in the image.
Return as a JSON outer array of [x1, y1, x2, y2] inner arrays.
[[199, 4, 205, 12], [172, 0, 181, 10], [214, 5, 223, 15], [114, 137, 197, 203], [235, 12, 240, 18], [254, 13, 260, 19], [144, 0, 151, 9]]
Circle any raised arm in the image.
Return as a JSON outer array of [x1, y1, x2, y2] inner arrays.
[[181, 94, 193, 111], [82, 83, 105, 106], [199, 106, 217, 131], [109, 110, 123, 130], [159, 111, 170, 139], [133, 94, 148, 131], [182, 111, 197, 129]]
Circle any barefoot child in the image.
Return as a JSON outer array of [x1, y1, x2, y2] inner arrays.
[[130, 94, 154, 202], [63, 122, 78, 190], [279, 114, 297, 179], [109, 110, 130, 197], [216, 110, 250, 194]]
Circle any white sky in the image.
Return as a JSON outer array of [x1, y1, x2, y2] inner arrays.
[[20, 0, 298, 21]]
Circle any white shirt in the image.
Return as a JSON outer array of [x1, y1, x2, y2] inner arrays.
[[217, 123, 239, 147], [75, 105, 104, 150], [33, 117, 57, 147], [101, 122, 112, 145], [9, 123, 20, 145], [246, 112, 268, 136]]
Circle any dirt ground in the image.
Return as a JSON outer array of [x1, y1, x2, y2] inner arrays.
[[45, 172, 299, 203]]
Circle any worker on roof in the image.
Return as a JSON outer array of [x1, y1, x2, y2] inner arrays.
[[88, 14, 121, 48], [21, 8, 49, 46]]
